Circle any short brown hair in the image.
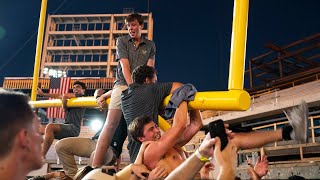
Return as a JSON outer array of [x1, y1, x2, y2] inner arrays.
[[0, 89, 34, 159], [125, 13, 144, 25], [132, 65, 156, 84], [128, 115, 153, 143]]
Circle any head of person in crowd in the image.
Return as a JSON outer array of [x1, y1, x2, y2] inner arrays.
[[72, 81, 86, 95], [125, 13, 144, 39], [0, 89, 43, 179], [128, 115, 161, 143], [132, 65, 157, 85]]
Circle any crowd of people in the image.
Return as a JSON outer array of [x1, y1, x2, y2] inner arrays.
[[0, 13, 310, 180]]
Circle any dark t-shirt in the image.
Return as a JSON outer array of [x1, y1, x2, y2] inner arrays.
[[121, 82, 172, 162], [65, 94, 86, 133]]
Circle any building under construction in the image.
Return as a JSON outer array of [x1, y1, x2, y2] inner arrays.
[[3, 12, 153, 91], [2, 12, 320, 179]]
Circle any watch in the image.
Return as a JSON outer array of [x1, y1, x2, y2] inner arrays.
[[195, 149, 212, 162]]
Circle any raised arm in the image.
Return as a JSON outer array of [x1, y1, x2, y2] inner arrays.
[[144, 102, 188, 168], [214, 137, 237, 180], [170, 82, 183, 94], [166, 133, 216, 180], [176, 109, 203, 147], [36, 87, 62, 99]]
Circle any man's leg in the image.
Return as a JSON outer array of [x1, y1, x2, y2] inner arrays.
[[55, 137, 96, 178], [92, 85, 126, 167], [89, 148, 115, 166], [42, 123, 62, 157], [232, 100, 309, 149], [232, 130, 282, 149], [92, 109, 122, 167]]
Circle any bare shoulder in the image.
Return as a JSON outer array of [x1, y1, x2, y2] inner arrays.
[[144, 141, 158, 158], [143, 141, 161, 169]]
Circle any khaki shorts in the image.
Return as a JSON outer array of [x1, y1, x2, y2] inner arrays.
[[108, 85, 128, 110]]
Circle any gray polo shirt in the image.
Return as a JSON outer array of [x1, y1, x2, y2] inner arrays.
[[115, 35, 156, 86]]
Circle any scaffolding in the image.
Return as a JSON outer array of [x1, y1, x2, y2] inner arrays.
[[40, 13, 153, 78]]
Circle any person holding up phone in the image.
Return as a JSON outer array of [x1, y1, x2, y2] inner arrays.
[[166, 133, 238, 180], [129, 99, 308, 179]]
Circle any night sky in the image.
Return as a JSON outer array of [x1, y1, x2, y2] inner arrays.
[[0, 0, 319, 91]]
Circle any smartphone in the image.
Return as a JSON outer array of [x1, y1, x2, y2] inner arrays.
[[208, 119, 228, 151]]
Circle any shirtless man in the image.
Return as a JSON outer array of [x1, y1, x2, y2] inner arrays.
[[128, 101, 202, 173], [129, 99, 308, 176]]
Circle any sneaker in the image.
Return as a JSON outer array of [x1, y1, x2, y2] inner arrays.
[[283, 99, 309, 143]]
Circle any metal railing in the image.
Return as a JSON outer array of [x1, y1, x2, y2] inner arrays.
[[3, 77, 115, 90], [249, 73, 320, 97]]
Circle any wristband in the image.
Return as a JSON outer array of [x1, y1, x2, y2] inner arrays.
[[195, 149, 212, 162]]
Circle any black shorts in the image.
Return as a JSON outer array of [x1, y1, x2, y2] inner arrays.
[[54, 124, 80, 140]]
